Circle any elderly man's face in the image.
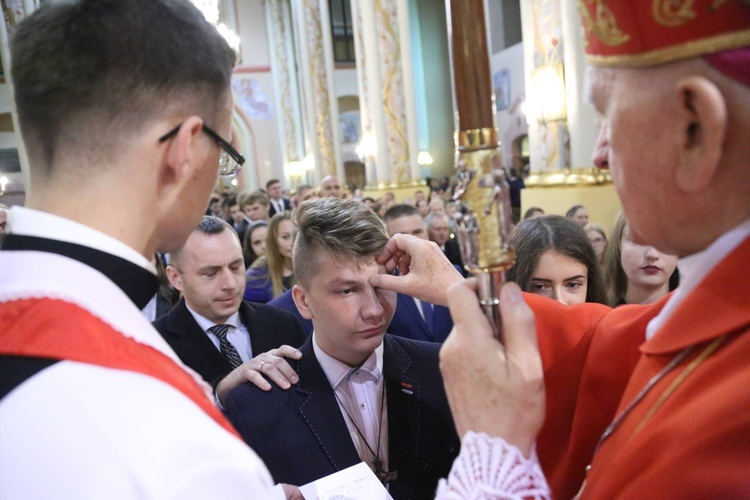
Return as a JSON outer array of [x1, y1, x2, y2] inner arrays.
[[588, 67, 677, 253]]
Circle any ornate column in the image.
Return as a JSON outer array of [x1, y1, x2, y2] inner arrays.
[[0, 1, 34, 192], [520, 0, 608, 186], [520, 0, 570, 178], [351, 0, 419, 187], [559, 0, 605, 182], [290, 0, 343, 184], [265, 0, 307, 187]]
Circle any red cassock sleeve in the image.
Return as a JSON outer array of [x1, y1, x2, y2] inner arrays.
[[526, 294, 657, 499]]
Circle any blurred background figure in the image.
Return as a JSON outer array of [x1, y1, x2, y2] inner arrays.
[[429, 198, 446, 215], [320, 175, 342, 198], [417, 198, 430, 218], [508, 215, 607, 305], [244, 212, 295, 303], [566, 204, 589, 228], [206, 193, 223, 218], [239, 190, 270, 224], [507, 167, 525, 224], [141, 254, 179, 322], [0, 203, 8, 247], [223, 194, 248, 241], [585, 223, 608, 264], [523, 206, 545, 220], [290, 184, 314, 209], [242, 221, 268, 269], [266, 178, 291, 217], [426, 212, 464, 271], [605, 214, 679, 307]]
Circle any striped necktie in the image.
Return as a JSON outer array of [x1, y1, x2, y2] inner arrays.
[[208, 324, 243, 369]]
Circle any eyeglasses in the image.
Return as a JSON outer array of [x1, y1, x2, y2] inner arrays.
[[159, 122, 245, 177]]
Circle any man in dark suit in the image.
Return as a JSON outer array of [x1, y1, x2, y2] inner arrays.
[[426, 211, 465, 272], [225, 199, 458, 498], [266, 178, 291, 217], [153, 216, 306, 403], [383, 204, 454, 342]]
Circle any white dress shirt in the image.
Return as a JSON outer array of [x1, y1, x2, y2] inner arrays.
[[186, 304, 254, 362], [313, 333, 389, 474]]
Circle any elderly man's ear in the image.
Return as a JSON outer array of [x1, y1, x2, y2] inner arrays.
[[673, 76, 727, 194]]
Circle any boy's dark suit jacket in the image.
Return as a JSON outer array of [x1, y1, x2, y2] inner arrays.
[[153, 297, 307, 385], [225, 334, 459, 499]]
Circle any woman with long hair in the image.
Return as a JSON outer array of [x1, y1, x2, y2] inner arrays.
[[244, 212, 295, 303], [585, 222, 608, 263], [508, 215, 607, 305], [604, 213, 678, 306], [242, 221, 268, 268]]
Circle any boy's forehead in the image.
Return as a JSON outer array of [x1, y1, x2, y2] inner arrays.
[[310, 252, 385, 283]]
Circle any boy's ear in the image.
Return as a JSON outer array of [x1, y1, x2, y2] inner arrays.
[[292, 284, 313, 320]]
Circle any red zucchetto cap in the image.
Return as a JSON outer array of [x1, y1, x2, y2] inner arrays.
[[579, 0, 750, 67]]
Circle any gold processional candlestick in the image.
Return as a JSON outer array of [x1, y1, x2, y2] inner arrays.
[[448, 0, 515, 342]]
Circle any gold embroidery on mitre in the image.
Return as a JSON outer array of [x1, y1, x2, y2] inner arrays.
[[653, 0, 697, 27], [586, 29, 750, 67], [579, 0, 631, 47]]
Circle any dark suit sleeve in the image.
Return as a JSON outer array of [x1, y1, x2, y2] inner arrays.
[[243, 302, 308, 353]]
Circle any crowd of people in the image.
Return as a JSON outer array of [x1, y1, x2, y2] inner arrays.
[[197, 175, 472, 305], [1, 0, 749, 499], [197, 176, 678, 312]]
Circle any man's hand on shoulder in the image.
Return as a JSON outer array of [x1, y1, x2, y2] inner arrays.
[[216, 345, 302, 406]]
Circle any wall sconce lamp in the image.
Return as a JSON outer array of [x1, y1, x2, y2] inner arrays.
[[529, 62, 567, 124], [356, 132, 377, 161], [417, 151, 434, 166]]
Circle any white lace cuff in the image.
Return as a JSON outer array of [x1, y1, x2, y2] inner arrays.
[[435, 431, 551, 499]]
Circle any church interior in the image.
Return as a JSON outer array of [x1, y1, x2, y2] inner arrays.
[[0, 0, 622, 231]]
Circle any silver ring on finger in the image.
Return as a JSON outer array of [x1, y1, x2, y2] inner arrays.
[[258, 361, 268, 372]]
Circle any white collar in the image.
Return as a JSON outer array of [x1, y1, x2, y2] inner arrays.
[[646, 218, 750, 340], [7, 206, 155, 273], [312, 332, 384, 389], [186, 302, 242, 333]]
